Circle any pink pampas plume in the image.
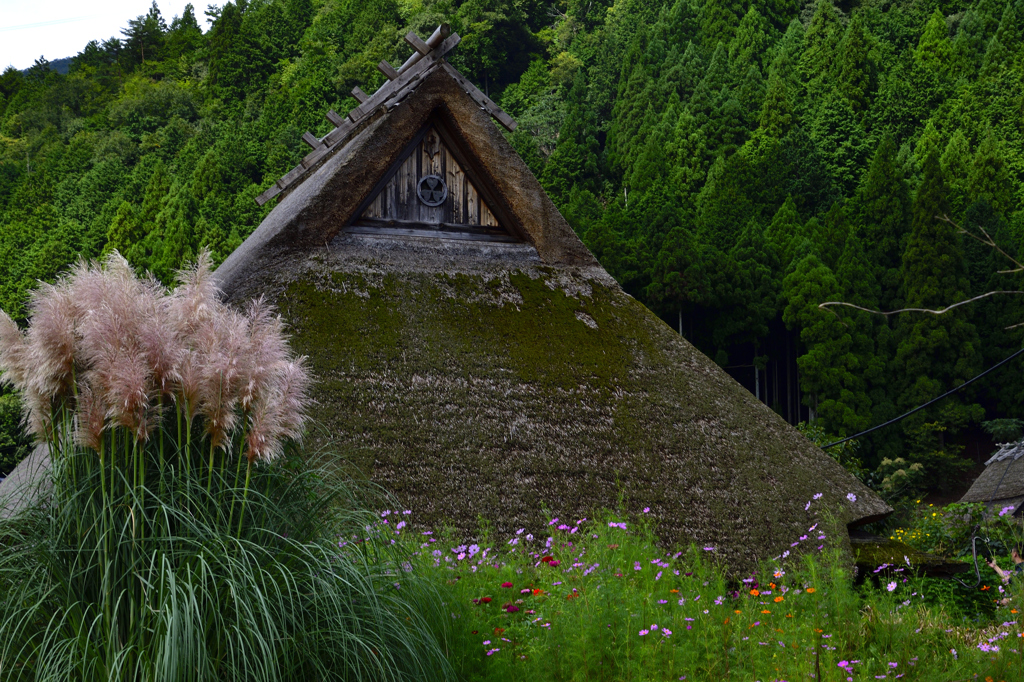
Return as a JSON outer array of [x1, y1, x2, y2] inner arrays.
[[0, 311, 29, 392], [138, 275, 182, 397], [244, 358, 309, 464], [76, 253, 158, 440], [239, 296, 289, 412], [195, 307, 249, 451], [168, 249, 220, 337], [75, 374, 106, 451], [25, 279, 79, 401]]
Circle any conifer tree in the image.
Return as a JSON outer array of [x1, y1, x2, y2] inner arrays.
[[699, 0, 745, 50], [915, 10, 952, 73], [967, 128, 1014, 215], [833, 11, 875, 116], [729, 7, 772, 76], [895, 151, 983, 472], [659, 42, 703, 104], [950, 9, 989, 79], [809, 92, 870, 194], [980, 36, 1010, 78], [758, 71, 793, 138], [852, 132, 910, 310], [736, 65, 766, 129], [800, 0, 843, 100], [941, 129, 972, 217], [542, 71, 601, 206]]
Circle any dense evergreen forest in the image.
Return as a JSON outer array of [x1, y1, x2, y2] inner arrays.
[[1, 0, 1023, 494]]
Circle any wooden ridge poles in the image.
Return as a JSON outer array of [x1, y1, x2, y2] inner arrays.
[[255, 24, 517, 207]]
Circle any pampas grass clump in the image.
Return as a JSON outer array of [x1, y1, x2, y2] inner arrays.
[[0, 253, 453, 681]]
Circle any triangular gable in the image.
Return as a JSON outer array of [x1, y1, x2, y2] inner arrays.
[[349, 122, 518, 242], [214, 26, 597, 296]]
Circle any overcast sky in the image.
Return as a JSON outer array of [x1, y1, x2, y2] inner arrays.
[[0, 1, 207, 71]]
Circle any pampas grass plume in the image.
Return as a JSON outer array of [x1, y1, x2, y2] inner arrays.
[[0, 248, 308, 459]]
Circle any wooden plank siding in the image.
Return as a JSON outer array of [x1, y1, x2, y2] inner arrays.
[[359, 127, 501, 229]]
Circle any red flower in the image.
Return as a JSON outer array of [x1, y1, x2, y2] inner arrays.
[[501, 582, 513, 588], [532, 589, 544, 596], [541, 556, 554, 563], [481, 596, 492, 603]]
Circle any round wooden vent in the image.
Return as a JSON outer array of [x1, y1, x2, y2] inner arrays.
[[417, 175, 448, 206]]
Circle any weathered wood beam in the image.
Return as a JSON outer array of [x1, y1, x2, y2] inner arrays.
[[398, 24, 450, 74], [325, 110, 345, 127], [377, 60, 400, 81], [404, 31, 431, 56], [440, 62, 518, 132], [301, 131, 323, 150], [255, 28, 463, 207], [347, 33, 460, 125], [350, 86, 368, 103]]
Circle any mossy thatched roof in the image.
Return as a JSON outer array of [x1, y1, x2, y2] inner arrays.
[[212, 55, 890, 574]]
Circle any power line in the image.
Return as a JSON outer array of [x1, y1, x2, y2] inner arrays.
[[822, 347, 1024, 450]]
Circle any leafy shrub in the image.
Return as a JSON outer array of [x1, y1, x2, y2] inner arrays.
[[0, 253, 452, 681]]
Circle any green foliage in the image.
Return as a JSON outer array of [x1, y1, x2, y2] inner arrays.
[[405, 509, 1020, 680], [3, 0, 1024, 498]]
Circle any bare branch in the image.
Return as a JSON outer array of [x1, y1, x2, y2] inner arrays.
[[938, 213, 1024, 275], [819, 290, 1024, 318]]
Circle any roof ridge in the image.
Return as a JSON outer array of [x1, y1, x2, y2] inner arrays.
[[255, 26, 517, 207]]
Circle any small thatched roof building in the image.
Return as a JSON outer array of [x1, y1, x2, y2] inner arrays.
[[960, 441, 1024, 516]]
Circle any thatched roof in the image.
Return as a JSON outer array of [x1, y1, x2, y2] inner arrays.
[[0, 29, 891, 573], [960, 441, 1024, 516], [210, 29, 890, 574]]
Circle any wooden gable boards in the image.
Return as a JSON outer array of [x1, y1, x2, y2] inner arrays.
[[350, 123, 517, 243]]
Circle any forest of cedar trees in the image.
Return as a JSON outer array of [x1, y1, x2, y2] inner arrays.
[[0, 0, 1022, 500]]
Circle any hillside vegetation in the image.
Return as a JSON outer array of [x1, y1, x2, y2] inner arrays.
[[1, 0, 1023, 489]]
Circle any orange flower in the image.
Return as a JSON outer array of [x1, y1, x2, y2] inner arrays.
[[750, 589, 760, 596], [981, 585, 990, 591], [724, 618, 730, 625], [1011, 609, 1018, 614], [670, 589, 679, 593], [815, 628, 823, 633], [985, 677, 994, 682], [761, 609, 770, 614], [734, 610, 742, 614], [806, 588, 816, 594], [774, 596, 784, 603], [769, 583, 776, 589], [532, 589, 544, 596], [785, 614, 793, 618]]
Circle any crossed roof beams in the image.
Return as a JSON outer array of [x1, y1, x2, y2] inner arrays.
[[255, 25, 518, 207]]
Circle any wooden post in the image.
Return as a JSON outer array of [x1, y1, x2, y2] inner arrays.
[[301, 132, 323, 150], [397, 24, 450, 73], [377, 60, 400, 80], [405, 31, 431, 56], [325, 110, 345, 127], [350, 86, 368, 103]]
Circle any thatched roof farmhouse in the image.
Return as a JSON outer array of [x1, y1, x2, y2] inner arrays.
[[212, 26, 890, 572], [1, 27, 890, 572]]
